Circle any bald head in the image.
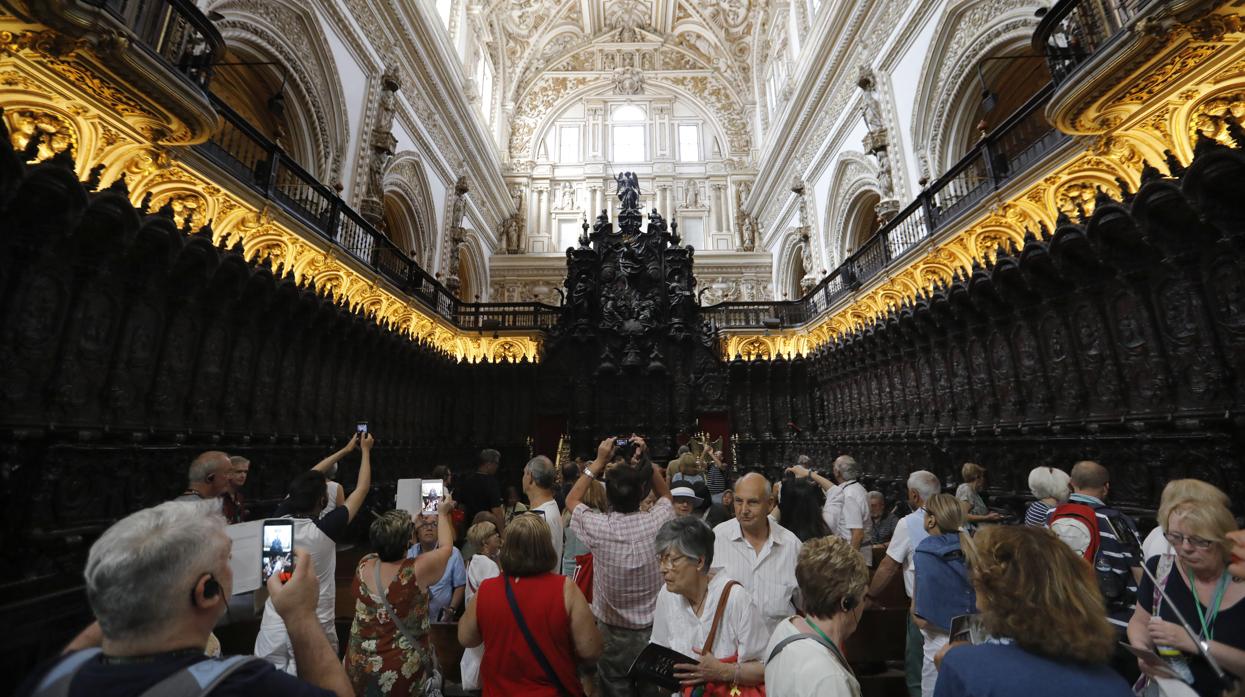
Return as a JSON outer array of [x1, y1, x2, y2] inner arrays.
[[188, 451, 231, 496], [733, 472, 773, 536], [1070, 460, 1109, 498], [735, 472, 772, 500]]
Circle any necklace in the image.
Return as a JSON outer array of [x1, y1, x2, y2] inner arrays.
[[101, 647, 205, 665], [805, 617, 854, 676]]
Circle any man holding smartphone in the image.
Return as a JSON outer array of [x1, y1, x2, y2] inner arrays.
[[255, 432, 375, 673], [19, 502, 353, 697]]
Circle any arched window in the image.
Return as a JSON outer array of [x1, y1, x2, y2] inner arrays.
[[843, 192, 882, 258], [959, 51, 1050, 157]]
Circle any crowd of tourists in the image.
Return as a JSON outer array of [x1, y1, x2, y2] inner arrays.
[[16, 433, 1245, 697]]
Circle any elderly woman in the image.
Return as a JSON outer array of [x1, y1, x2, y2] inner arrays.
[[461, 520, 503, 691], [934, 526, 1132, 696], [459, 513, 601, 696], [344, 498, 457, 697], [913, 494, 977, 697], [765, 535, 869, 697], [1023, 466, 1070, 527], [1139, 479, 1230, 561], [1128, 499, 1245, 695], [955, 463, 1002, 527], [650, 517, 767, 695]]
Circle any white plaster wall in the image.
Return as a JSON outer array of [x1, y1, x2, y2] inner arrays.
[[393, 119, 449, 240], [315, 5, 370, 201], [890, 7, 943, 192]]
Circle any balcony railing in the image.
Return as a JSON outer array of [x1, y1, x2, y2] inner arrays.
[[86, 0, 223, 86], [709, 84, 1068, 332], [1033, 0, 1162, 85]]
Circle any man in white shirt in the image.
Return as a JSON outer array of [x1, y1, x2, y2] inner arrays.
[[866, 470, 941, 697], [522, 455, 563, 569], [834, 456, 873, 567], [711, 473, 801, 635]]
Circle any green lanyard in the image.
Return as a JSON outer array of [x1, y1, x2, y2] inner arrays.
[[806, 618, 854, 677], [1185, 564, 1230, 642]]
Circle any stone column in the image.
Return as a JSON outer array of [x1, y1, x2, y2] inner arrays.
[[536, 185, 549, 238]]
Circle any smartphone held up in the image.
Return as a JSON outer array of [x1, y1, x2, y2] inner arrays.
[[262, 519, 295, 584]]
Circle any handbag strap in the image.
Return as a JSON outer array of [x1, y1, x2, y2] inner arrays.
[[701, 580, 738, 657], [504, 576, 574, 697], [374, 559, 421, 649]]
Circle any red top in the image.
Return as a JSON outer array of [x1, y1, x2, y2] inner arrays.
[[477, 572, 584, 697]]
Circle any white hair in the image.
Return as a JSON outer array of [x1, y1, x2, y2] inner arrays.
[[797, 454, 812, 466], [85, 501, 228, 640], [187, 451, 228, 485], [907, 470, 941, 503], [868, 490, 885, 503], [524, 455, 557, 490], [1028, 466, 1072, 502], [834, 455, 861, 481]]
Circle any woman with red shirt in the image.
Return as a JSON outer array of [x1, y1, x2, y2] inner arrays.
[[459, 513, 602, 696]]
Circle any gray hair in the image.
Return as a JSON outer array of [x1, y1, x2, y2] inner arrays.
[[907, 470, 941, 503], [524, 455, 556, 490], [834, 455, 861, 481], [797, 454, 812, 466], [654, 516, 715, 572], [86, 501, 228, 640], [868, 490, 885, 504], [1028, 466, 1072, 502], [188, 451, 228, 485], [906, 470, 941, 502], [677, 445, 691, 456]]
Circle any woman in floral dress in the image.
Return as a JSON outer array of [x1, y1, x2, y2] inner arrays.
[[345, 497, 458, 696]]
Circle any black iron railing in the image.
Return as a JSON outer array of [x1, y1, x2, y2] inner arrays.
[[708, 84, 1068, 332], [86, 0, 223, 86], [1033, 0, 1161, 85]]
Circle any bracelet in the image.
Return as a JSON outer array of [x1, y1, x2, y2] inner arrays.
[[732, 661, 740, 686], [583, 468, 596, 479]]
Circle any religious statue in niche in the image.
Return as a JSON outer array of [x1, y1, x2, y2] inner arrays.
[[612, 66, 645, 95], [558, 181, 576, 210], [858, 64, 899, 221], [360, 65, 401, 226], [683, 180, 701, 208]]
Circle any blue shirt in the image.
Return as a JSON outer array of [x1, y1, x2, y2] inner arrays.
[[934, 642, 1133, 697], [407, 543, 466, 620]]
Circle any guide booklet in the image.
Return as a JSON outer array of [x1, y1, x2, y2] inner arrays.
[[626, 642, 696, 691]]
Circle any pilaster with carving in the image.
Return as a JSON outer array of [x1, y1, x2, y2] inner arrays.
[[858, 66, 900, 223], [360, 64, 402, 227]]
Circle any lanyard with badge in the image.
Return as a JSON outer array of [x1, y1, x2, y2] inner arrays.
[[1187, 565, 1230, 642]]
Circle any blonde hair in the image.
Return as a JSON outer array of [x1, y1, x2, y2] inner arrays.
[[796, 536, 869, 617], [467, 520, 499, 550], [1158, 480, 1229, 533], [564, 479, 608, 526], [499, 513, 557, 577], [1167, 500, 1237, 563], [924, 493, 977, 568], [971, 526, 1117, 665], [961, 462, 987, 484]]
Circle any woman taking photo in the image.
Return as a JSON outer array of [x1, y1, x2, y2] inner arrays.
[[764, 536, 870, 697], [650, 517, 767, 695], [459, 513, 602, 696], [344, 497, 458, 696], [934, 526, 1132, 696], [1128, 499, 1245, 695], [913, 493, 977, 697]]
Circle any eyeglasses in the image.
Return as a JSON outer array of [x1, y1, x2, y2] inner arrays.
[[1165, 531, 1215, 550], [658, 554, 692, 571]]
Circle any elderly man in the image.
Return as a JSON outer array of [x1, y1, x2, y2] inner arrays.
[[866, 470, 941, 697], [567, 435, 674, 697], [869, 490, 899, 545], [522, 455, 563, 566], [19, 502, 351, 697], [174, 451, 231, 503], [407, 512, 467, 621], [711, 472, 801, 635], [222, 455, 250, 524]]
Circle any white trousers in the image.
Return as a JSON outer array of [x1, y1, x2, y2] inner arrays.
[[920, 627, 949, 697]]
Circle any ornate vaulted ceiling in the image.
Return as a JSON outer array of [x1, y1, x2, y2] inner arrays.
[[469, 0, 769, 165]]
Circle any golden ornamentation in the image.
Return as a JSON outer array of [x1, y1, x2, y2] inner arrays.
[[5, 107, 76, 162]]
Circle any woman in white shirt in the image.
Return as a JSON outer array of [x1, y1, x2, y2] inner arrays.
[[650, 517, 767, 695], [460, 520, 502, 690], [764, 535, 869, 697]]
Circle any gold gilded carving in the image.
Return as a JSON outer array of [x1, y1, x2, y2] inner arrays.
[[1115, 45, 1220, 106], [6, 108, 77, 162], [0, 29, 84, 57], [1188, 90, 1245, 146]]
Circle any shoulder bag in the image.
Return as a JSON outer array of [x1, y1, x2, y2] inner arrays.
[[504, 575, 576, 697], [680, 580, 765, 697]]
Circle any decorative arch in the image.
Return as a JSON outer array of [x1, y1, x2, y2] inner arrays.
[[774, 229, 808, 301], [820, 152, 883, 270], [205, 0, 350, 181], [457, 232, 490, 302], [910, 0, 1047, 176], [382, 153, 438, 269]]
